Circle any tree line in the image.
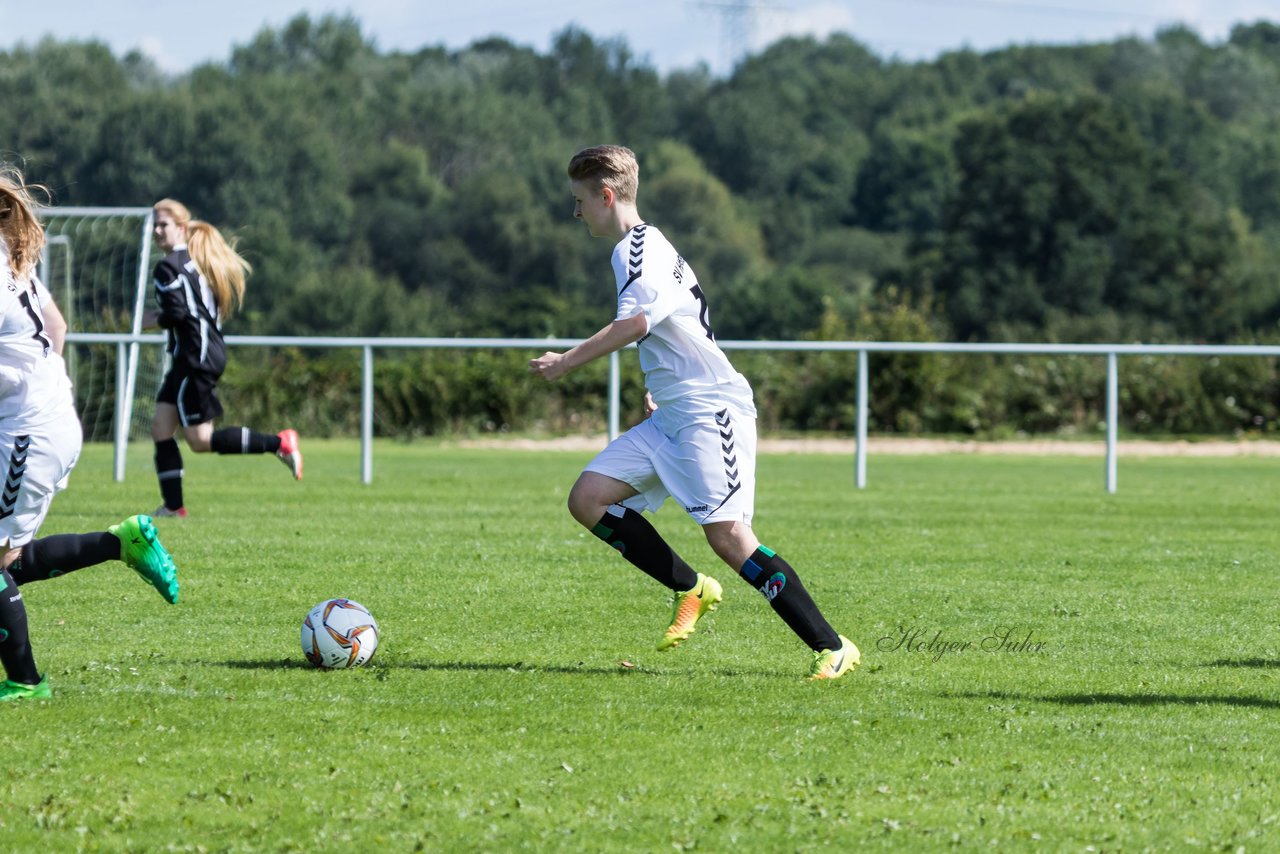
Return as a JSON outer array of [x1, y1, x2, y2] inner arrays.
[[5, 14, 1279, 436]]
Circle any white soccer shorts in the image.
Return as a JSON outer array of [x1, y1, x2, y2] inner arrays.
[[584, 402, 757, 526], [0, 416, 82, 549]]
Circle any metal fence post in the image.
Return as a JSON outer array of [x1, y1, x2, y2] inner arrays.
[[114, 341, 128, 482], [856, 348, 868, 489], [362, 345, 374, 484], [1106, 351, 1118, 494]]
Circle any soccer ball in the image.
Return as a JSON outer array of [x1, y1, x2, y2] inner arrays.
[[301, 598, 380, 669]]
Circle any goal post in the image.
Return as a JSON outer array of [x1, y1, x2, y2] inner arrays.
[[37, 206, 159, 481]]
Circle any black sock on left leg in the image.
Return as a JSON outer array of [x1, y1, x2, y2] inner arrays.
[[155, 438, 185, 510], [590, 505, 700, 591], [211, 427, 281, 455], [8, 533, 120, 585], [0, 567, 39, 684], [740, 546, 840, 652]]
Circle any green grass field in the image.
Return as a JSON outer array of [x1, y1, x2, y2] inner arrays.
[[3, 441, 1278, 851]]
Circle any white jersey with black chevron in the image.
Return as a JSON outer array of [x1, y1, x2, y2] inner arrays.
[[609, 222, 754, 423], [0, 253, 74, 427]]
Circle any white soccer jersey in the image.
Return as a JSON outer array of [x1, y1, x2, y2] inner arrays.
[[611, 223, 754, 421], [0, 254, 74, 426]]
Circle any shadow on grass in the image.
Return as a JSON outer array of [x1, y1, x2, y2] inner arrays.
[[1203, 658, 1280, 669], [391, 661, 782, 678], [393, 660, 657, 676], [215, 659, 658, 676], [949, 690, 1280, 709], [215, 659, 780, 678], [217, 659, 318, 670]]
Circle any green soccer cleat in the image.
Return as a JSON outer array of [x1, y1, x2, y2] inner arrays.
[[0, 675, 51, 702], [657, 573, 722, 651], [110, 515, 179, 605], [807, 635, 861, 681]]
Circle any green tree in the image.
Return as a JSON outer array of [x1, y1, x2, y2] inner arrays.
[[641, 141, 767, 290], [926, 93, 1248, 340], [691, 35, 879, 257], [854, 126, 954, 233]]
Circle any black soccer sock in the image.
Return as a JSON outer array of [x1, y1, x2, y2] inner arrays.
[[590, 505, 700, 591], [739, 546, 840, 652], [155, 438, 185, 510], [210, 427, 281, 455], [8, 533, 120, 585], [0, 567, 40, 684]]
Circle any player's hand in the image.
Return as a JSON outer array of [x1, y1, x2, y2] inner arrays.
[[529, 351, 569, 381], [643, 392, 657, 418]]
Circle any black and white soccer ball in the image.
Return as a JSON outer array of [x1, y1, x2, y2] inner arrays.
[[301, 598, 380, 669]]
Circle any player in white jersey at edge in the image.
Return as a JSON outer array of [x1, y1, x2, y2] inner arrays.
[[0, 166, 179, 703], [530, 145, 858, 680]]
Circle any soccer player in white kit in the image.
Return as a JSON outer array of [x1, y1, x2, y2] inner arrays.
[[530, 146, 858, 680], [0, 167, 180, 703]]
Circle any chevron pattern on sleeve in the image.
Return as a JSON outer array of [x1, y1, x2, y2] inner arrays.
[[619, 224, 647, 295]]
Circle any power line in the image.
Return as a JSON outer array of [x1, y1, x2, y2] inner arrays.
[[869, 0, 1172, 23]]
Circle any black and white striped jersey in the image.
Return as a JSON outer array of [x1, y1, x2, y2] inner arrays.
[[153, 245, 227, 376]]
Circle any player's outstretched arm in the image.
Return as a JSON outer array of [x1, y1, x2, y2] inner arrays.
[[529, 313, 647, 382]]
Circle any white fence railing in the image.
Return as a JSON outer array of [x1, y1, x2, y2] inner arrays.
[[68, 333, 1280, 493]]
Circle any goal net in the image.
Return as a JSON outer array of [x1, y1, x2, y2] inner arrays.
[[38, 207, 163, 464]]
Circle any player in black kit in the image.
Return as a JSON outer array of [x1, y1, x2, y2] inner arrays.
[[146, 199, 302, 518]]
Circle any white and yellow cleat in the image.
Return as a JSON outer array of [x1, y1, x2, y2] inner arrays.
[[807, 635, 860, 681], [657, 573, 723, 651]]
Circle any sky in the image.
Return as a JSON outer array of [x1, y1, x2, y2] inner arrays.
[[1, 1, 1276, 76]]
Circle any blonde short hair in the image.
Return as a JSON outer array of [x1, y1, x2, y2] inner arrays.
[[567, 145, 639, 203]]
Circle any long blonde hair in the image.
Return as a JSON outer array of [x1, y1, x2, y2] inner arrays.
[[153, 198, 251, 318], [0, 166, 49, 282]]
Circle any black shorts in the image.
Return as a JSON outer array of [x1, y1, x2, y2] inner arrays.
[[156, 367, 224, 427]]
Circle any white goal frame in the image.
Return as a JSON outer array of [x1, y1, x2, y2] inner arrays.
[[38, 206, 156, 480]]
